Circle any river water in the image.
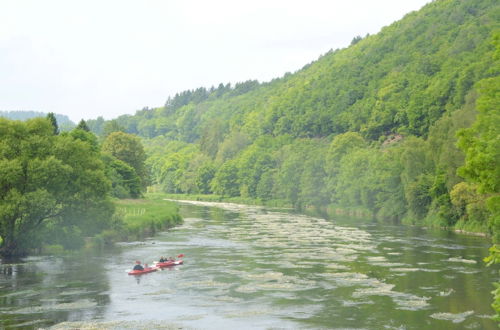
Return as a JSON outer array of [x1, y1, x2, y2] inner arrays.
[[1, 200, 498, 329]]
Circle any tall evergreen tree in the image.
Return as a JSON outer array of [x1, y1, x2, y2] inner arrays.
[[76, 119, 90, 132], [46, 112, 59, 135]]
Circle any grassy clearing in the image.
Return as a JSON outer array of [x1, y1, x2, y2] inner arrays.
[[115, 195, 182, 238], [89, 195, 182, 249]]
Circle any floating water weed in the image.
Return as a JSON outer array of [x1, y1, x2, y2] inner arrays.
[[2, 289, 38, 298], [59, 289, 91, 296], [367, 256, 387, 262], [438, 288, 454, 297], [143, 289, 173, 295], [389, 267, 420, 273], [430, 310, 474, 323], [224, 309, 269, 318], [370, 262, 406, 268], [246, 271, 284, 280], [342, 299, 374, 307], [178, 280, 231, 289], [352, 283, 395, 297], [10, 319, 47, 327], [325, 264, 350, 270], [393, 295, 430, 310], [447, 257, 477, 264], [51, 320, 192, 329], [12, 299, 97, 314]]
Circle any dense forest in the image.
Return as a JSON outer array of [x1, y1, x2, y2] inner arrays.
[[88, 0, 499, 237]]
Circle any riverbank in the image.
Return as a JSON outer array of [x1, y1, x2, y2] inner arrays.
[[89, 195, 183, 249], [41, 196, 183, 254]]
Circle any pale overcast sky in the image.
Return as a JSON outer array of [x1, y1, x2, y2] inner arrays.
[[0, 0, 431, 122]]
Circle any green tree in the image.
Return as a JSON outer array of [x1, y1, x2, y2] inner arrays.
[[457, 76, 500, 195], [103, 119, 126, 137], [102, 154, 142, 198], [46, 112, 59, 135], [195, 162, 216, 194], [211, 161, 240, 197], [0, 118, 113, 257], [102, 132, 148, 189], [76, 119, 90, 132]]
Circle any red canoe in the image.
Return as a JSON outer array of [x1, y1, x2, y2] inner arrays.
[[128, 266, 158, 275], [154, 260, 184, 268]]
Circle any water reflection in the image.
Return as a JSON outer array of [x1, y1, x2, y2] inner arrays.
[[0, 256, 110, 328], [0, 200, 497, 329]]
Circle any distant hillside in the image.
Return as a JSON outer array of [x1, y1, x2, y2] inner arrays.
[[93, 0, 499, 143], [0, 111, 75, 130], [90, 0, 499, 236]]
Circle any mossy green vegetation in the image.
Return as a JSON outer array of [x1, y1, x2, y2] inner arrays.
[[115, 196, 182, 238], [86, 196, 182, 250]]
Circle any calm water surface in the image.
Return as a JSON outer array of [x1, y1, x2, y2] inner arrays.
[[1, 200, 498, 329]]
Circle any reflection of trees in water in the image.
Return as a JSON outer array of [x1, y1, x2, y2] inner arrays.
[[0, 255, 111, 327]]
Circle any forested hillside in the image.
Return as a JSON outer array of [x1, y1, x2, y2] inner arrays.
[[89, 0, 499, 235]]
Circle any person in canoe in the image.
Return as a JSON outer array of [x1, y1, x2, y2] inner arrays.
[[133, 260, 144, 271], [159, 256, 166, 262]]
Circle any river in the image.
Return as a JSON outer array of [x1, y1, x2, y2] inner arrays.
[[1, 200, 497, 329]]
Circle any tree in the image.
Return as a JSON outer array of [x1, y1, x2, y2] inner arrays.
[[76, 119, 90, 132], [102, 154, 142, 198], [0, 118, 113, 257], [457, 76, 500, 195], [103, 120, 126, 137], [211, 161, 239, 197], [195, 162, 216, 194], [46, 112, 59, 135], [102, 132, 148, 189]]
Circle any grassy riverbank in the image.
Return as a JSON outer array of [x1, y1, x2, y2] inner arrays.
[[116, 196, 182, 236], [86, 195, 183, 250]]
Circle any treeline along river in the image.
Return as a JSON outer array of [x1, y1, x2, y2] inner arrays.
[[0, 200, 497, 329]]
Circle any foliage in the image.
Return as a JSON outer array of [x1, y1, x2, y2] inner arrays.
[[102, 131, 148, 190], [0, 110, 75, 131], [0, 118, 114, 257], [76, 119, 90, 132], [91, 0, 498, 234], [46, 112, 59, 135]]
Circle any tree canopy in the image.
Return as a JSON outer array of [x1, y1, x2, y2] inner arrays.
[[0, 118, 113, 257]]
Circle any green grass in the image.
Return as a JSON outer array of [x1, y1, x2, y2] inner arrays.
[[114, 196, 183, 238], [88, 195, 183, 249]]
